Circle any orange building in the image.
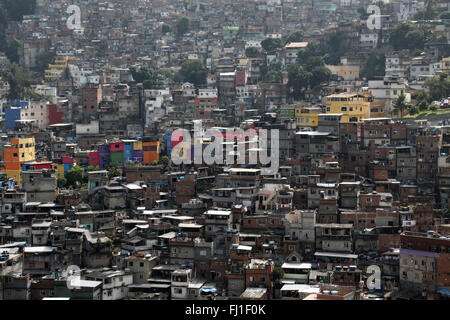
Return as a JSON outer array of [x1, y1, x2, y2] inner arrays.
[[142, 141, 160, 164], [2, 137, 36, 186]]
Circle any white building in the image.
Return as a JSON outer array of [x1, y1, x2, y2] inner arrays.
[[284, 210, 316, 255], [360, 33, 378, 50], [171, 269, 193, 300], [68, 64, 100, 88], [285, 42, 308, 65], [145, 96, 165, 128], [76, 120, 100, 135], [395, 0, 425, 22], [33, 85, 57, 104], [368, 77, 411, 114], [409, 59, 431, 80], [85, 269, 133, 300], [20, 101, 50, 130], [385, 55, 410, 78]]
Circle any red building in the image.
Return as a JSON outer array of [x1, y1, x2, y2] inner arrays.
[[235, 69, 246, 86], [109, 141, 124, 152], [48, 104, 67, 125], [89, 152, 100, 166], [81, 83, 102, 113]]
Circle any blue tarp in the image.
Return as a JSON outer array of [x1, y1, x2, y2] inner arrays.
[[439, 289, 450, 296]]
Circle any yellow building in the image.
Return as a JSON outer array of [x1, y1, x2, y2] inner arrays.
[[34, 85, 57, 97], [295, 106, 322, 127], [369, 100, 386, 118], [44, 56, 71, 85], [2, 137, 36, 186], [325, 93, 372, 123], [52, 163, 65, 179], [443, 57, 450, 73], [133, 141, 143, 150], [326, 65, 360, 80]]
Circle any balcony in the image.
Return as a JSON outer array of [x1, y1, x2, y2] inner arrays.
[[205, 219, 230, 225], [31, 229, 48, 236]]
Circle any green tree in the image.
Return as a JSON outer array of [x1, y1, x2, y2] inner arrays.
[[130, 66, 153, 83], [309, 66, 332, 88], [143, 79, 156, 89], [304, 56, 325, 72], [418, 100, 428, 111], [439, 11, 450, 19], [65, 165, 85, 188], [162, 23, 171, 34], [33, 51, 54, 74], [4, 0, 36, 21], [130, 66, 172, 88], [285, 30, 304, 44], [389, 22, 427, 51], [176, 16, 190, 36], [361, 53, 385, 80], [323, 31, 345, 65], [1, 62, 31, 100], [405, 29, 426, 50], [392, 93, 409, 120], [5, 38, 22, 64], [57, 177, 67, 188], [260, 38, 284, 53], [264, 70, 283, 83], [0, 15, 7, 53], [107, 165, 122, 178], [409, 106, 419, 115], [424, 73, 450, 101], [159, 155, 169, 170], [415, 91, 431, 104], [295, 40, 324, 65], [178, 60, 207, 86], [413, 1, 438, 20], [287, 64, 311, 100], [270, 264, 285, 282], [245, 47, 259, 58], [357, 7, 369, 20]]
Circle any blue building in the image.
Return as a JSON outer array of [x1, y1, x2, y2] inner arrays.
[[4, 107, 21, 130], [11, 101, 29, 108], [164, 131, 173, 156]]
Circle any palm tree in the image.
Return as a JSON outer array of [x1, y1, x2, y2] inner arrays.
[[392, 93, 409, 121]]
